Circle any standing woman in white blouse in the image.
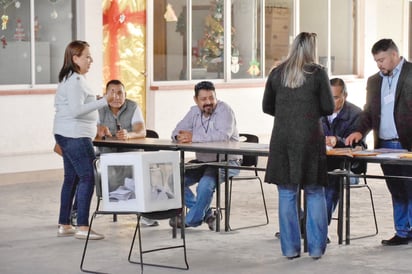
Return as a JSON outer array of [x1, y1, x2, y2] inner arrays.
[[53, 40, 113, 240]]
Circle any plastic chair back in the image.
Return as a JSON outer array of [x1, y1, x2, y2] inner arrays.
[[146, 129, 159, 138], [239, 133, 259, 167]]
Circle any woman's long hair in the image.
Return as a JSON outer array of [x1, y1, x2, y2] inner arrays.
[[281, 32, 318, 89], [58, 40, 89, 82]]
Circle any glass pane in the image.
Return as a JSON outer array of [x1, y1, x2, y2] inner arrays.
[[264, 0, 294, 76], [0, 1, 31, 84], [331, 0, 356, 74], [35, 0, 75, 84], [153, 0, 186, 81], [300, 0, 328, 70], [232, 0, 262, 79], [191, 0, 224, 80]]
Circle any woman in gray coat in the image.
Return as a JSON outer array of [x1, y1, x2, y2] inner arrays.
[[262, 32, 334, 260]]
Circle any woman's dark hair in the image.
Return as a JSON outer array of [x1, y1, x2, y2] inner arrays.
[[194, 81, 215, 97], [58, 40, 89, 82]]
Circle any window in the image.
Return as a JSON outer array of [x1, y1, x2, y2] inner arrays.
[[152, 0, 357, 83], [0, 0, 76, 86], [300, 0, 357, 75]]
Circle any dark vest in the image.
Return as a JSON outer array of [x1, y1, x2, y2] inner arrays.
[[98, 99, 137, 135]]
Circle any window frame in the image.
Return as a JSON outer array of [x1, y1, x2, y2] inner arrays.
[[0, 0, 76, 92]]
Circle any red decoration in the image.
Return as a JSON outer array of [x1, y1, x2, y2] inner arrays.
[[103, 0, 146, 80], [1, 35, 7, 48]]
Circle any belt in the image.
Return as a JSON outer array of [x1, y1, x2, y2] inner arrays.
[[379, 138, 400, 142]]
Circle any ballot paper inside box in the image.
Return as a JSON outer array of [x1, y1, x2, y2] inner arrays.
[[100, 151, 181, 212]]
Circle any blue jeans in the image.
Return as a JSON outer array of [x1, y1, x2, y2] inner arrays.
[[55, 134, 96, 227], [277, 184, 328, 258], [379, 140, 412, 238], [184, 160, 240, 227]]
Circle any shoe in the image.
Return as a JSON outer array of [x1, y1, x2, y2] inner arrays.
[[327, 237, 331, 244], [140, 217, 159, 227], [75, 229, 104, 240], [381, 235, 409, 246], [204, 213, 216, 231], [169, 216, 187, 229], [287, 254, 300, 260], [57, 225, 76, 237], [311, 256, 322, 260]]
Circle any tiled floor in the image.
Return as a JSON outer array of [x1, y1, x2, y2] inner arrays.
[[0, 164, 410, 274]]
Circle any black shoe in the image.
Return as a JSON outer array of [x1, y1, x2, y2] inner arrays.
[[287, 254, 300, 260], [204, 213, 216, 231], [381, 235, 409, 246], [169, 216, 187, 229], [327, 237, 331, 244]]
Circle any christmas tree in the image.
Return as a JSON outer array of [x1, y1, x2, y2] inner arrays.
[[197, 0, 240, 72]]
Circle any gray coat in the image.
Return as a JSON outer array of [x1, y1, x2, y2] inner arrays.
[[262, 64, 334, 187]]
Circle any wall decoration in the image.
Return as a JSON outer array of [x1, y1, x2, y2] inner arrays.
[[13, 18, 25, 41], [102, 0, 147, 118]]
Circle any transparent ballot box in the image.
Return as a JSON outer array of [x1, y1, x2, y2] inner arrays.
[[100, 151, 181, 212]]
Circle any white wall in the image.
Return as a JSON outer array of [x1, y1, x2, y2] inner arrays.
[[150, 86, 274, 143], [0, 0, 409, 174]]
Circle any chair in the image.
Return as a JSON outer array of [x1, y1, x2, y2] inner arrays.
[[226, 133, 269, 230], [146, 129, 159, 138], [80, 158, 189, 273], [331, 161, 378, 242], [346, 162, 378, 240]]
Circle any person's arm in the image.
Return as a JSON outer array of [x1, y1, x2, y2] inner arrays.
[[318, 68, 335, 116], [117, 105, 146, 139], [171, 108, 196, 142], [262, 69, 277, 116], [66, 74, 108, 117], [95, 124, 112, 139]]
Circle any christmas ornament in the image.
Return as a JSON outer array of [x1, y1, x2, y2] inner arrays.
[[231, 49, 241, 74], [1, 35, 6, 48], [1, 14, 8, 30], [164, 4, 177, 22], [247, 59, 260, 76], [14, 18, 25, 41]]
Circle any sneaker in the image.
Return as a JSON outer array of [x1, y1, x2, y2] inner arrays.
[[141, 217, 159, 227], [75, 229, 104, 240], [204, 213, 216, 231], [57, 225, 76, 237]]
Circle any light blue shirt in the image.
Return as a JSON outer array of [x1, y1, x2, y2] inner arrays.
[[171, 100, 240, 162], [379, 58, 404, 140]]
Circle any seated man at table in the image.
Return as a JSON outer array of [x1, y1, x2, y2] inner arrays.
[[171, 80, 241, 230], [322, 78, 366, 230], [95, 79, 158, 227]]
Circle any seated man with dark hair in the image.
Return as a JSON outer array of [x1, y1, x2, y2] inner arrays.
[[171, 81, 241, 230]]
